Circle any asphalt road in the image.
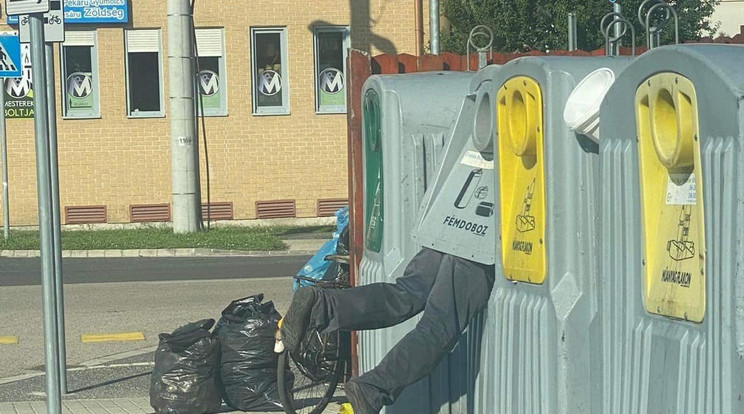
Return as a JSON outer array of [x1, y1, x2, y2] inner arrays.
[[0, 255, 312, 403], [0, 255, 312, 286], [0, 277, 297, 399]]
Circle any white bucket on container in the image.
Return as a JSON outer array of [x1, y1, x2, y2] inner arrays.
[[563, 67, 616, 143]]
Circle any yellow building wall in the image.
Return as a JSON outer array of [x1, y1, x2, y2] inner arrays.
[[0, 0, 424, 226]]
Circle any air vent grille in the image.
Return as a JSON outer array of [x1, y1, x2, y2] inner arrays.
[[129, 204, 171, 223], [256, 200, 296, 219], [202, 202, 234, 221], [65, 205, 107, 225], [317, 199, 348, 217]]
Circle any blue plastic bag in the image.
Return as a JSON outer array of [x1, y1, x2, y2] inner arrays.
[[294, 207, 349, 290]]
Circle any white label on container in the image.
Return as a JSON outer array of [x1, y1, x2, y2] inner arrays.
[[666, 174, 697, 205], [461, 151, 494, 170]]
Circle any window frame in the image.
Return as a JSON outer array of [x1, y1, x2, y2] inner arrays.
[[124, 28, 165, 119], [60, 30, 100, 119], [195, 27, 228, 117], [313, 26, 350, 114], [250, 27, 290, 116]]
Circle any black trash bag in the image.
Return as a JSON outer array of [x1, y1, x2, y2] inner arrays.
[[150, 319, 222, 414], [323, 224, 351, 284], [336, 224, 350, 256], [322, 260, 346, 282], [215, 294, 288, 411]]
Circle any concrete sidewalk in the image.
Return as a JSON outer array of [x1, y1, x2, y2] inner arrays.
[[0, 398, 160, 414], [0, 398, 343, 413], [0, 238, 327, 259]]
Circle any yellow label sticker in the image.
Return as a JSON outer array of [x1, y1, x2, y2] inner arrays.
[[497, 76, 547, 284], [636, 73, 706, 322]]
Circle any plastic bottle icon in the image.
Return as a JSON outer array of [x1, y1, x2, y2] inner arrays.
[[455, 169, 483, 209], [366, 179, 384, 252]]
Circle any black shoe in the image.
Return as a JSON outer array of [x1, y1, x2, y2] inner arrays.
[[344, 380, 380, 414], [281, 287, 317, 354]]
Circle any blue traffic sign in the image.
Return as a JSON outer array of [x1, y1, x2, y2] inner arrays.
[[0, 34, 22, 78]]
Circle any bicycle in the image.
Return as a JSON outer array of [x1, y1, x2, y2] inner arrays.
[[277, 254, 353, 414]]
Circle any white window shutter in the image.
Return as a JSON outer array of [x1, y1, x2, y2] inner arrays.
[[126, 30, 160, 53], [195, 28, 223, 57], [63, 31, 95, 47]]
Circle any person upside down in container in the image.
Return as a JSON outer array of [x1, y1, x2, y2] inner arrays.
[[281, 248, 495, 414]]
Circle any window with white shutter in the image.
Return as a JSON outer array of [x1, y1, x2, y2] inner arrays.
[[61, 30, 99, 118], [124, 29, 163, 117], [195, 28, 227, 116], [314, 26, 349, 114]]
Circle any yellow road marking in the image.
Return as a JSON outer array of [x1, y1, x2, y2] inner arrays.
[[0, 336, 19, 345], [81, 332, 145, 343]]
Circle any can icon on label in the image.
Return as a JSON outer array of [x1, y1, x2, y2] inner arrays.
[[476, 202, 495, 218], [455, 169, 483, 209]]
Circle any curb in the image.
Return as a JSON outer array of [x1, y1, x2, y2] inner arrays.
[[0, 248, 320, 259], [0, 238, 326, 259], [0, 398, 306, 414]]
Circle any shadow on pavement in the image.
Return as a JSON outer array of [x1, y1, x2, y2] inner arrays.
[[69, 370, 151, 394]]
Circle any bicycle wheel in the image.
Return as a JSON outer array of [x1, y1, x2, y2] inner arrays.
[[278, 328, 344, 414]]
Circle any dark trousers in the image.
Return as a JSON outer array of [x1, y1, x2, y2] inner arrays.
[[308, 248, 495, 410]]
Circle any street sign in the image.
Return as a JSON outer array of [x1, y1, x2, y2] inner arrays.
[[0, 33, 21, 78], [18, 0, 64, 43], [5, 43, 34, 119], [5, 0, 50, 16]]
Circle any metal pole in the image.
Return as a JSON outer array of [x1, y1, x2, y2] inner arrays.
[[45, 43, 67, 395], [568, 12, 577, 51], [1, 80, 8, 240], [650, 28, 660, 49], [429, 0, 440, 54], [613, 3, 622, 55], [29, 13, 62, 414], [168, 0, 200, 233]]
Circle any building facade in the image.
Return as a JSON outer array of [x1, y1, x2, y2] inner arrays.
[[0, 0, 428, 226], [711, 0, 744, 36]]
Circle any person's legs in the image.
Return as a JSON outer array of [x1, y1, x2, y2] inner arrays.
[[281, 248, 444, 354], [347, 255, 495, 412]]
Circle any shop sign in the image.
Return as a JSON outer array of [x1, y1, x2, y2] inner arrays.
[[66, 72, 93, 109], [259, 70, 282, 96], [197, 70, 221, 110], [319, 67, 344, 106], [8, 0, 129, 25]]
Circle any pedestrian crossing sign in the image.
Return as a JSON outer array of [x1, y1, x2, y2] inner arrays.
[[0, 33, 21, 78]]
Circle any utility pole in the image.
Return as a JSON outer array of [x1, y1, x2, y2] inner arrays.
[[429, 0, 440, 54], [168, 0, 200, 233]]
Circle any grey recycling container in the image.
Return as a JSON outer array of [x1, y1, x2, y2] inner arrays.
[[597, 44, 744, 414], [475, 55, 630, 414], [358, 70, 475, 414]]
